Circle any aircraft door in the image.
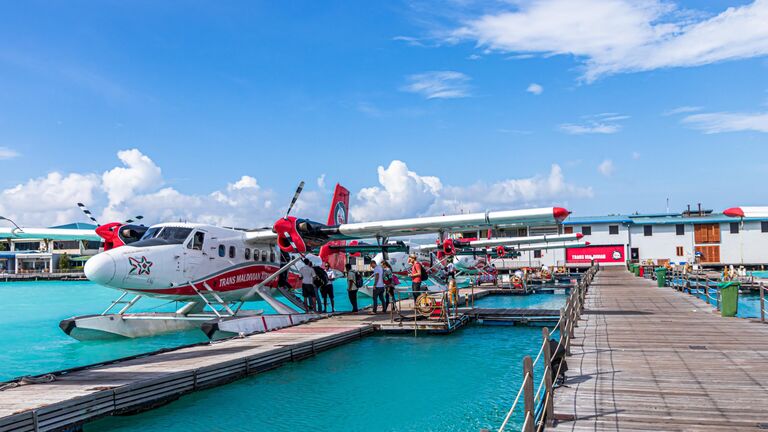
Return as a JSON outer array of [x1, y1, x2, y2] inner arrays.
[[184, 230, 206, 280]]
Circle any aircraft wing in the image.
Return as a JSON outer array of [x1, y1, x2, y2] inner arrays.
[[515, 240, 587, 252], [466, 232, 581, 248], [330, 207, 568, 240], [0, 227, 101, 241], [724, 207, 768, 218]]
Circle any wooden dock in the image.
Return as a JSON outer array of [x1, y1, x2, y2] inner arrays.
[[0, 286, 495, 431], [551, 267, 768, 431]]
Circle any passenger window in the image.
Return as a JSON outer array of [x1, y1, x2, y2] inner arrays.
[[229, 246, 235, 258], [254, 249, 260, 261], [218, 245, 225, 257], [245, 248, 251, 260], [190, 232, 205, 250], [270, 251, 275, 262], [262, 250, 268, 261]]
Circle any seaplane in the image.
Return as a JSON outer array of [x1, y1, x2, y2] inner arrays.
[[363, 232, 586, 290], [61, 180, 570, 340]]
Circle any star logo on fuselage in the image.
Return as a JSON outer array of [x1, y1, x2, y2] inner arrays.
[[129, 256, 153, 275]]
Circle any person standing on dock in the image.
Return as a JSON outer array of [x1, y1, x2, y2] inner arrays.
[[320, 262, 336, 313], [381, 261, 395, 312], [370, 261, 386, 314], [345, 263, 359, 313], [409, 255, 425, 301], [299, 259, 317, 312]]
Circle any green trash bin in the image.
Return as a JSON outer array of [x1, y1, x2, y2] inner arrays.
[[718, 281, 740, 317], [655, 267, 667, 287], [632, 264, 640, 277]]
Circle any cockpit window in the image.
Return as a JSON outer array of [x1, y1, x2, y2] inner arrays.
[[131, 227, 193, 248], [188, 231, 205, 250]]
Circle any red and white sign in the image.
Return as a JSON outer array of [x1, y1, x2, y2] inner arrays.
[[566, 245, 624, 263]]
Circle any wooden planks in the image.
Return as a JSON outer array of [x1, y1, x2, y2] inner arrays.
[[550, 267, 768, 431]]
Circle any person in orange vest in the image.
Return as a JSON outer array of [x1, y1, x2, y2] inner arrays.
[[408, 255, 426, 301]]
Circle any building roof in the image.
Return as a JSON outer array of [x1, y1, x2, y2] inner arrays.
[[49, 222, 98, 230]]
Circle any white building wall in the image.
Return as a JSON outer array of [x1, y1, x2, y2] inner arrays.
[[629, 224, 695, 263], [720, 221, 768, 264]]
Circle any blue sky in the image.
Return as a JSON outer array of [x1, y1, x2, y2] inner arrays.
[[0, 0, 767, 227]]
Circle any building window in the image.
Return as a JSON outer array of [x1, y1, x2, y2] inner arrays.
[[676, 246, 684, 256], [229, 246, 235, 258], [564, 226, 573, 234], [676, 224, 684, 236], [533, 250, 542, 258], [730, 222, 739, 234], [608, 225, 619, 235], [581, 226, 591, 236], [218, 245, 225, 257], [644, 225, 653, 236], [244, 248, 251, 260], [762, 222, 768, 233]]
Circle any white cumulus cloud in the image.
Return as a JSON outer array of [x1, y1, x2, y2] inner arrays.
[[598, 159, 615, 176], [452, 0, 768, 82], [353, 161, 592, 221], [526, 83, 543, 95], [402, 71, 471, 99]]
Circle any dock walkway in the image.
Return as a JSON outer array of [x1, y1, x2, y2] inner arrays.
[[551, 267, 768, 431]]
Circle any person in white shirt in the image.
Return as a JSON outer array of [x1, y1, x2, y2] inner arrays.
[[321, 262, 336, 313], [370, 261, 386, 314], [299, 259, 317, 311]]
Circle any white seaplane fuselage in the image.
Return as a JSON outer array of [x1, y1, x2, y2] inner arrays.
[[84, 222, 302, 302]]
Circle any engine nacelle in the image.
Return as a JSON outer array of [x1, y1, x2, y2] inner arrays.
[[496, 245, 506, 258], [273, 216, 331, 254], [95, 222, 125, 251], [443, 239, 456, 256]]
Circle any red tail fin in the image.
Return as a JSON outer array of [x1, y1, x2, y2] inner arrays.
[[319, 184, 350, 272], [326, 184, 350, 225]]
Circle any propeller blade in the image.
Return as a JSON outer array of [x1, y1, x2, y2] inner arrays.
[[285, 181, 305, 218], [124, 215, 144, 224], [77, 203, 100, 226]]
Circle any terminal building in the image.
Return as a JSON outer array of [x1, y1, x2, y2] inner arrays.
[[0, 223, 100, 274], [508, 205, 768, 268]]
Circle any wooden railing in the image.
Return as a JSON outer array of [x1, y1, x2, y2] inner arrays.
[[493, 265, 598, 432], [760, 283, 767, 323]]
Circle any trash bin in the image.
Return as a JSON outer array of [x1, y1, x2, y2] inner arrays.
[[655, 267, 667, 287], [718, 281, 740, 317], [639, 265, 645, 277], [632, 264, 640, 276]]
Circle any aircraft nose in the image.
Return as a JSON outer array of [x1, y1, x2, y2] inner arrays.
[[84, 253, 117, 285]]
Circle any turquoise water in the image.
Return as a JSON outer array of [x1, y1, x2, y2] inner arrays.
[[691, 288, 762, 319], [750, 271, 768, 278], [87, 325, 549, 432], [475, 293, 568, 310], [0, 279, 372, 381]]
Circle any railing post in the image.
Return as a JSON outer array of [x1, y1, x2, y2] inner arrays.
[[522, 356, 535, 432], [760, 283, 765, 323], [542, 327, 554, 426]]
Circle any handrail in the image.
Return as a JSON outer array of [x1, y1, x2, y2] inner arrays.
[[494, 265, 598, 432]]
